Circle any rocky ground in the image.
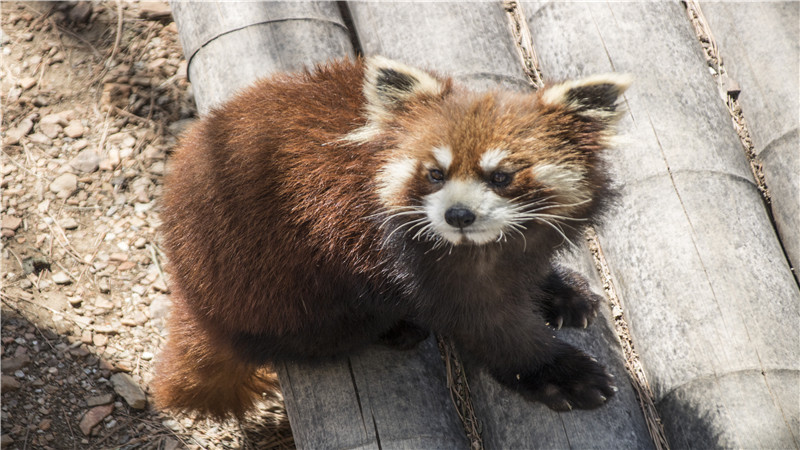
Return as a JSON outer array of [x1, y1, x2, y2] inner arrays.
[[1, 2, 292, 448]]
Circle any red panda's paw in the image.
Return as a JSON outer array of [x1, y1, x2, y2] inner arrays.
[[378, 320, 430, 351], [496, 349, 616, 411], [529, 352, 616, 411], [541, 266, 602, 330]]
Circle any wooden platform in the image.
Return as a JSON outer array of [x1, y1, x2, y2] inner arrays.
[[169, 2, 799, 448]]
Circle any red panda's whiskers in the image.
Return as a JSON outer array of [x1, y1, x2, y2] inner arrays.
[[402, 218, 433, 239], [535, 217, 576, 248], [506, 223, 528, 252], [383, 216, 429, 247]]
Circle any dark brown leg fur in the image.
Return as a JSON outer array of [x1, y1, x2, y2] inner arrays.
[[541, 265, 602, 330], [153, 295, 279, 420], [378, 320, 430, 351]]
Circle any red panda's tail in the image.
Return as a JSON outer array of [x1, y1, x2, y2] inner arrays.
[[152, 293, 279, 420]]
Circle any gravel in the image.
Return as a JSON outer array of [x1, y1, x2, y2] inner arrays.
[[1, 3, 292, 449]]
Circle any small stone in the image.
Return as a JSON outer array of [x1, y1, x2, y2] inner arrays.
[[51, 315, 72, 335], [39, 114, 65, 139], [92, 334, 107, 347], [81, 330, 93, 344], [93, 324, 117, 335], [72, 139, 89, 151], [110, 373, 147, 409], [86, 393, 114, 407], [118, 261, 136, 271], [63, 120, 85, 138], [115, 361, 133, 372], [133, 237, 147, 248], [32, 95, 49, 107], [41, 113, 67, 126], [60, 217, 79, 230], [1, 434, 14, 447], [1, 355, 30, 373], [49, 173, 78, 195], [38, 419, 52, 431], [68, 2, 93, 23], [152, 279, 169, 293], [149, 295, 170, 320], [95, 298, 114, 311], [3, 118, 33, 145], [141, 351, 154, 361], [79, 404, 114, 435], [1, 375, 21, 391], [139, 2, 172, 20], [149, 161, 165, 176], [19, 77, 37, 90], [52, 272, 71, 285], [70, 149, 99, 173], [110, 253, 128, 262], [27, 132, 52, 146], [2, 216, 22, 231]]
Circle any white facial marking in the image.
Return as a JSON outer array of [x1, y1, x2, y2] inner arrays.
[[376, 157, 418, 206], [423, 179, 515, 245], [432, 146, 453, 171], [479, 148, 509, 173], [531, 163, 590, 205]]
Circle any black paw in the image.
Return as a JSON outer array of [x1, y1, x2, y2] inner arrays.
[[499, 350, 617, 411], [542, 267, 602, 329], [378, 321, 429, 351]]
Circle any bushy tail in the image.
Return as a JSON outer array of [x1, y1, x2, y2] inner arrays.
[[152, 295, 280, 420]]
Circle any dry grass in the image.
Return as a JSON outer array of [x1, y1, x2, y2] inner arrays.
[[437, 335, 483, 450], [585, 230, 671, 450], [683, 0, 770, 204]]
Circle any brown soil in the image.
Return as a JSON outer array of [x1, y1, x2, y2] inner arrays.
[[1, 2, 292, 448]]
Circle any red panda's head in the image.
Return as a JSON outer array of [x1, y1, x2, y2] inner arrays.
[[348, 57, 631, 247]]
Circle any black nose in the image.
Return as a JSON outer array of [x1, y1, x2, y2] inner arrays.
[[444, 207, 476, 228]]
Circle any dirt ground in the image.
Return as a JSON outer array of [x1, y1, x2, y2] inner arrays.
[[1, 2, 292, 448]]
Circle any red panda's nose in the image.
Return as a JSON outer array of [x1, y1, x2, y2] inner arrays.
[[445, 206, 476, 228]]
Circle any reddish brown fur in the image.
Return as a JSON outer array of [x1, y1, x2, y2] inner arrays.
[[155, 57, 627, 418], [157, 59, 428, 418], [153, 289, 279, 418]]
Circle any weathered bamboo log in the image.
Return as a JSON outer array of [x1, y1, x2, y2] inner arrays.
[[700, 1, 800, 272], [170, 3, 467, 449], [348, 2, 654, 448], [522, 1, 800, 447]]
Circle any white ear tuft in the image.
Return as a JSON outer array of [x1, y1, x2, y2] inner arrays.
[[542, 73, 632, 119], [364, 56, 445, 110], [343, 56, 446, 143]]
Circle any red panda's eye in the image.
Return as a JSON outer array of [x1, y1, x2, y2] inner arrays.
[[490, 171, 511, 187], [428, 169, 445, 183]]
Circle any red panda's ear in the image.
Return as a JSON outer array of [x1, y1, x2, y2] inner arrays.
[[364, 56, 446, 112], [541, 74, 632, 120], [343, 57, 447, 143]]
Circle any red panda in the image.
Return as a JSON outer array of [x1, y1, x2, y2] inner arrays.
[[154, 56, 631, 419]]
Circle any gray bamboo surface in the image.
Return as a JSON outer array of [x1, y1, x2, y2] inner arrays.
[[170, 1, 353, 114], [169, 2, 467, 449], [466, 248, 654, 449], [700, 2, 800, 273], [347, 2, 529, 92], [348, 3, 653, 448], [522, 1, 800, 448]]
